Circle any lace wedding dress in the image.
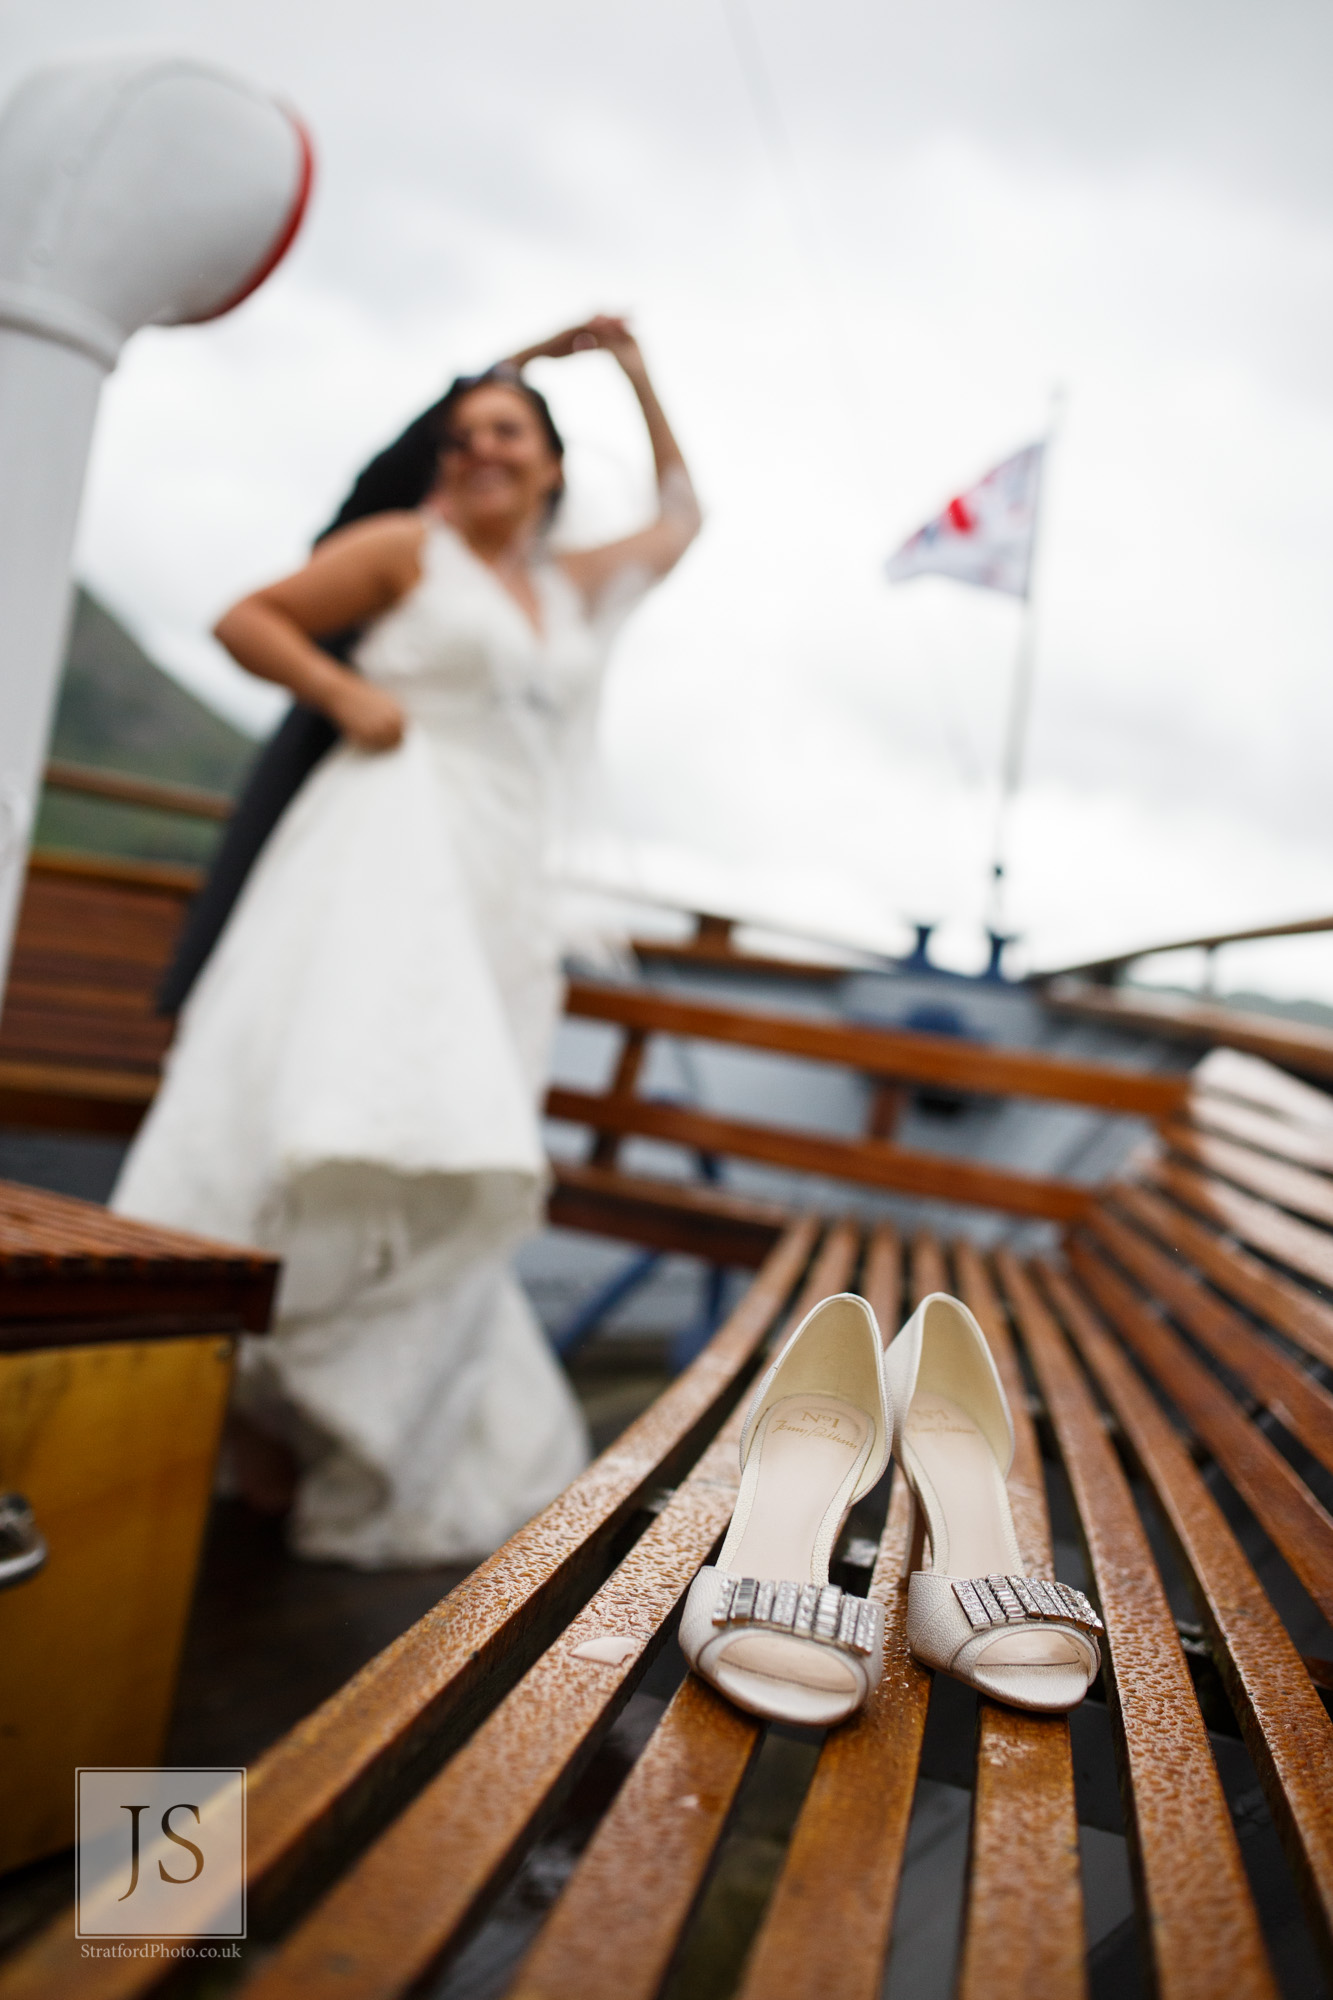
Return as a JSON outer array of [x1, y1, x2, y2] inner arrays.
[[113, 520, 641, 1567]]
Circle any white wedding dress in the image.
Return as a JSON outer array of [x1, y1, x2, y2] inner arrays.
[[113, 519, 641, 1567]]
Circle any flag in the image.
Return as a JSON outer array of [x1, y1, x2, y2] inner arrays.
[[886, 442, 1044, 599]]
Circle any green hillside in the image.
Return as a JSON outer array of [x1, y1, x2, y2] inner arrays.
[[33, 588, 259, 864]]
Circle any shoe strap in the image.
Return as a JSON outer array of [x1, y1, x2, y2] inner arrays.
[[712, 1575, 882, 1657], [950, 1573, 1103, 1636]]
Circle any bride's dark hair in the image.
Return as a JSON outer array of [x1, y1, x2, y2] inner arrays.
[[318, 364, 565, 540], [160, 368, 563, 1014]]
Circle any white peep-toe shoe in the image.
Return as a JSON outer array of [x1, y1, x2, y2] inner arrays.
[[679, 1292, 892, 1727], [883, 1292, 1102, 1713]]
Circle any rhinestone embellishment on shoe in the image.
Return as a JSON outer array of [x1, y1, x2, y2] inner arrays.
[[712, 1576, 882, 1657], [951, 1574, 1104, 1635]]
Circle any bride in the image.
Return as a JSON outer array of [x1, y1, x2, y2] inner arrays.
[[112, 316, 700, 1568]]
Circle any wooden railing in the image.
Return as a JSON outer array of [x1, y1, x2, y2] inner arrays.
[[563, 980, 1188, 1118], [1037, 910, 1333, 985], [545, 979, 1189, 1226], [43, 759, 234, 822]]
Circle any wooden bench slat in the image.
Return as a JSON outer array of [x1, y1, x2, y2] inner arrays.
[[0, 1011, 170, 1069], [1146, 1157, 1333, 1293], [1066, 1239, 1333, 1629], [510, 1675, 762, 2000], [5, 977, 162, 1017], [1044, 979, 1333, 1085], [566, 978, 1190, 1118], [1001, 1256, 1279, 2000], [862, 1218, 903, 1334], [734, 1473, 929, 2000], [43, 759, 233, 821], [0, 1057, 156, 1105], [1192, 1089, 1333, 1174], [504, 1225, 863, 2000], [1089, 1204, 1333, 1478], [1048, 1250, 1333, 1969], [1193, 1048, 1333, 1129], [546, 1086, 1096, 1223], [24, 850, 204, 895], [909, 1229, 950, 1304], [1, 1224, 818, 2000], [730, 1225, 925, 2000], [546, 1161, 792, 1269], [155, 1417, 762, 2000], [1164, 1125, 1333, 1229], [953, 1242, 1085, 2000], [1116, 1181, 1333, 1374]]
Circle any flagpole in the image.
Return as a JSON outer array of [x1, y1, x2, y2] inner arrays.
[[984, 386, 1063, 945]]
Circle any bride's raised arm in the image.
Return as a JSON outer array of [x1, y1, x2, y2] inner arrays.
[[510, 315, 701, 603]]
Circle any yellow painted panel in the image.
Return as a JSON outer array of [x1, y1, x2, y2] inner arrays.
[[0, 1335, 233, 1872]]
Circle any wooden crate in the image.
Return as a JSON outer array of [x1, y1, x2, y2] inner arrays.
[[0, 1182, 275, 1873]]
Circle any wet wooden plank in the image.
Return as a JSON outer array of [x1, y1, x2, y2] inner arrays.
[[1192, 1090, 1333, 1174], [504, 1225, 862, 2000], [510, 1676, 762, 2000], [0, 1224, 819, 2000], [219, 1426, 764, 2000], [722, 1225, 928, 2000], [1047, 1253, 1333, 1973], [862, 1218, 903, 1340], [1163, 1124, 1333, 1230], [564, 979, 1189, 1118], [909, 1230, 949, 1303], [1115, 1181, 1333, 1373], [1192, 1048, 1333, 1130], [1000, 1255, 1278, 2000], [1088, 1204, 1333, 1477], [1145, 1156, 1333, 1293], [1066, 1239, 1333, 1628], [953, 1242, 1085, 2000], [546, 1087, 1095, 1223], [732, 1474, 929, 2000]]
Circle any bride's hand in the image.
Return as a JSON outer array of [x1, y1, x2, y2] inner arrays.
[[511, 315, 644, 376], [326, 674, 406, 751]]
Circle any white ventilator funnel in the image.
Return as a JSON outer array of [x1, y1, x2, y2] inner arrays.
[[0, 53, 313, 985]]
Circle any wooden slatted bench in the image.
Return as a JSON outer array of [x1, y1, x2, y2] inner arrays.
[[544, 975, 1189, 1252], [0, 844, 1195, 1260], [0, 851, 189, 1134], [5, 1041, 1333, 1997]]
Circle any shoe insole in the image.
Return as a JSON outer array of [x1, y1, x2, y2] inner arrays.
[[719, 1392, 870, 1694], [905, 1390, 1081, 1667], [726, 1393, 870, 1580]]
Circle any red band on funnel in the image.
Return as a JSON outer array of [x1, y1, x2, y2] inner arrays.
[[185, 107, 315, 324]]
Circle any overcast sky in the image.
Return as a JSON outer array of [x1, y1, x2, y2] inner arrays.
[[7, 0, 1333, 990]]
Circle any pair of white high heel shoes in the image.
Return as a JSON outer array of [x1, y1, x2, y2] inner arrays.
[[680, 1291, 1103, 1726]]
